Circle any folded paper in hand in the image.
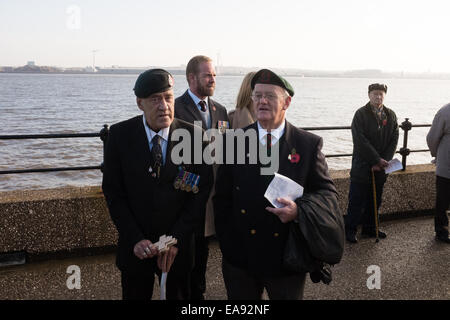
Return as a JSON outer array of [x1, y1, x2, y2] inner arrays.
[[385, 158, 403, 174], [264, 172, 304, 208]]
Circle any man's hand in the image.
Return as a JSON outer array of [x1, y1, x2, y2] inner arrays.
[[266, 197, 298, 223], [372, 158, 389, 172], [133, 239, 158, 260], [157, 246, 178, 273]]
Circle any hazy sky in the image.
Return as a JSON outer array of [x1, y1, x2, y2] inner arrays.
[[1, 0, 450, 72]]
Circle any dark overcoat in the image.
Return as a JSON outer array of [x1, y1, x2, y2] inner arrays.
[[213, 121, 342, 277], [175, 90, 229, 236], [350, 103, 399, 184], [102, 116, 212, 274]]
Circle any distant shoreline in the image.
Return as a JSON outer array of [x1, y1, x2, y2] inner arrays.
[[2, 64, 450, 80], [2, 70, 450, 80]]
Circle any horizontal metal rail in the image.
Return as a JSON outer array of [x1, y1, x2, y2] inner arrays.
[[0, 121, 433, 174], [0, 166, 102, 175], [0, 133, 100, 140]]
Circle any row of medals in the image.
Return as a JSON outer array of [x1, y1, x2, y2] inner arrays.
[[173, 169, 200, 194]]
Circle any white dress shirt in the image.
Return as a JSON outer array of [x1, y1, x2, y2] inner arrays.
[[142, 115, 169, 165], [257, 121, 286, 146]]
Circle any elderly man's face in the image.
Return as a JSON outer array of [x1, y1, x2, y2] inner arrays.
[[190, 61, 216, 98], [137, 89, 174, 131], [369, 90, 385, 108], [253, 83, 291, 129]]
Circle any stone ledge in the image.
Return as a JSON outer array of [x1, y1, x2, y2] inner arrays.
[[0, 164, 438, 255]]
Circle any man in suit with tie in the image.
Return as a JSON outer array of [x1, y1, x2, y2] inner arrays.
[[102, 69, 212, 300], [213, 69, 344, 299], [174, 55, 229, 300]]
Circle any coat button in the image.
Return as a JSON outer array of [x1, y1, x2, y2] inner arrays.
[[236, 186, 240, 191], [274, 232, 279, 237], [250, 229, 256, 235], [241, 209, 246, 214]]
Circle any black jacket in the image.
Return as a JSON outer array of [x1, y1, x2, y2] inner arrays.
[[350, 103, 399, 184], [102, 116, 212, 273], [213, 121, 343, 277], [174, 90, 229, 130]]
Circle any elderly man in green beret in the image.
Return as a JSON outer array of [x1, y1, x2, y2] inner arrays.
[[213, 69, 344, 299], [102, 69, 212, 299], [345, 83, 399, 243]]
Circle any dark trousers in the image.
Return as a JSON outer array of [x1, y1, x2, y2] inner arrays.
[[190, 235, 210, 300], [121, 268, 191, 300], [345, 177, 385, 235], [435, 175, 450, 237], [221, 259, 306, 300]]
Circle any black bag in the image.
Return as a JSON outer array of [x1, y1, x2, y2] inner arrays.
[[283, 191, 345, 285], [296, 192, 345, 265], [283, 221, 333, 285], [283, 221, 316, 273]]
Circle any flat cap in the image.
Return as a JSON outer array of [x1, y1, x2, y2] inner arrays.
[[133, 69, 174, 98], [368, 83, 387, 93], [251, 69, 294, 97]]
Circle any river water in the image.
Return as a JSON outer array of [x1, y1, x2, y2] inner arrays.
[[0, 73, 447, 191]]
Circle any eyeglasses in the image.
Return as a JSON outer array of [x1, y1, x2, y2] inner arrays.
[[251, 93, 280, 102]]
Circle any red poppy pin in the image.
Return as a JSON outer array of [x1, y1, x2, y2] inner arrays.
[[288, 148, 300, 163], [382, 119, 387, 126]]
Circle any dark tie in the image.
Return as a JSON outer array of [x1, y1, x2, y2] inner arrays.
[[266, 133, 272, 157], [199, 100, 207, 112], [151, 135, 162, 179]]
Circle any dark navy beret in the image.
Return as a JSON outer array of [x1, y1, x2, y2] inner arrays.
[[133, 69, 174, 98], [368, 83, 387, 93], [251, 69, 294, 97]]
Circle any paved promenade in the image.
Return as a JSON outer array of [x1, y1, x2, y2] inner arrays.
[[0, 216, 448, 300]]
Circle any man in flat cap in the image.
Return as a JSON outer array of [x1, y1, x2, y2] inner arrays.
[[213, 69, 344, 299], [174, 55, 229, 300], [345, 83, 399, 243], [102, 69, 212, 299]]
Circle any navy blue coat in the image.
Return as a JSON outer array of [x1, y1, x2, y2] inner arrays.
[[213, 121, 342, 277]]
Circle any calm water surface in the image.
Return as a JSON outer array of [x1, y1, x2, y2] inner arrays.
[[0, 73, 448, 191]]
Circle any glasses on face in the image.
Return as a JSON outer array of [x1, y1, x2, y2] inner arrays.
[[251, 93, 280, 102]]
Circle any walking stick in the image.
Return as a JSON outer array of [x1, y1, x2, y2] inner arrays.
[[371, 169, 380, 243]]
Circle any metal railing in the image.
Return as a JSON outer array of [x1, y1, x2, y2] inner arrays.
[[0, 119, 431, 175], [0, 125, 109, 175]]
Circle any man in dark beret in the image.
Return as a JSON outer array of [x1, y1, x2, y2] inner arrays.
[[102, 69, 212, 299], [174, 55, 229, 300], [345, 83, 399, 243], [213, 68, 344, 299]]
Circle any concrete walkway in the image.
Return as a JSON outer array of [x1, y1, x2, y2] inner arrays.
[[0, 216, 448, 300]]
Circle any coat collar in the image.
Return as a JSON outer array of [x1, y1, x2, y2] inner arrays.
[[181, 89, 220, 129], [129, 117, 181, 183]]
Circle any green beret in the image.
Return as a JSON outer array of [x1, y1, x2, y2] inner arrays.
[[133, 69, 174, 98], [368, 83, 387, 93], [251, 69, 294, 97]]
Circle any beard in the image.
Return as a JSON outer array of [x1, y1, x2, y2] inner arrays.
[[196, 78, 215, 97]]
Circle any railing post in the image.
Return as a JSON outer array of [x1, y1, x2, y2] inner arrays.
[[99, 124, 109, 173], [399, 118, 411, 171]]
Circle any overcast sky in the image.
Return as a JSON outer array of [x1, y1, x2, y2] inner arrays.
[[1, 0, 450, 72]]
